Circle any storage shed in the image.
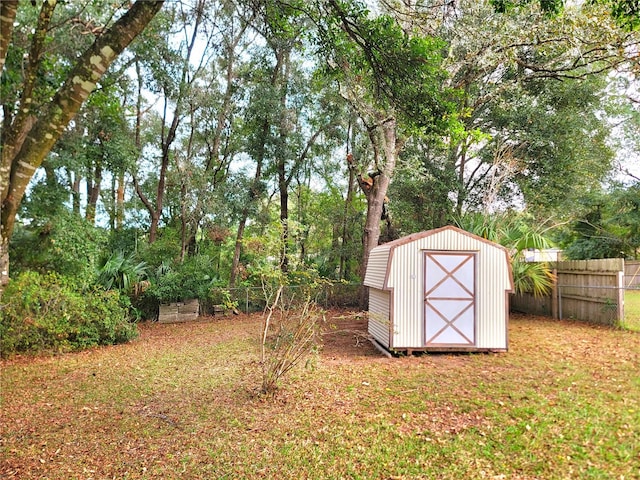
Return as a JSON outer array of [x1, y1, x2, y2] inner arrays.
[[364, 225, 514, 353]]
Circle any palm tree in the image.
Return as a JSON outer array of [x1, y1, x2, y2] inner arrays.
[[457, 213, 555, 297], [96, 251, 149, 296]]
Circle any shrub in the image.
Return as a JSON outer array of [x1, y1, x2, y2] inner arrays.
[[9, 211, 107, 288], [96, 251, 148, 294], [0, 271, 137, 357], [145, 255, 219, 304], [260, 287, 325, 395]]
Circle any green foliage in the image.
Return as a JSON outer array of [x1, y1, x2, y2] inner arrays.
[[9, 211, 107, 288], [511, 260, 556, 297], [591, 0, 640, 29], [136, 227, 182, 269], [562, 231, 626, 260], [106, 227, 140, 254], [19, 172, 68, 220], [457, 212, 556, 296], [486, 75, 614, 216], [207, 288, 239, 312], [6, 0, 635, 309], [0, 271, 137, 357], [294, 183, 364, 282], [145, 255, 221, 303], [559, 184, 640, 259], [490, 0, 564, 14], [320, 4, 455, 132], [388, 154, 457, 234], [96, 251, 149, 294]]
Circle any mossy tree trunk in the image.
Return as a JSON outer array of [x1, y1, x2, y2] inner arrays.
[[0, 0, 164, 293]]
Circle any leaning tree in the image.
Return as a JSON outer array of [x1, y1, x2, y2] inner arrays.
[[0, 0, 164, 292]]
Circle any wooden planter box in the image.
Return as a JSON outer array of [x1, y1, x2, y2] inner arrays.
[[158, 299, 200, 323]]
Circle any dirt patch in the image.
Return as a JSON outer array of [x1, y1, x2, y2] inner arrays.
[[136, 308, 382, 361], [320, 309, 381, 360]]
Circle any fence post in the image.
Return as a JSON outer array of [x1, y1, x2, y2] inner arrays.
[[558, 285, 563, 320], [551, 268, 558, 319], [617, 271, 625, 325]]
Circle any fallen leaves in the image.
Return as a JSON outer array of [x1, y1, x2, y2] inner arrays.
[[1, 310, 638, 479]]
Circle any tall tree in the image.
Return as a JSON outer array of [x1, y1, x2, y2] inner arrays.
[[380, 0, 637, 223], [0, 0, 164, 291], [153, 1, 251, 261], [319, 0, 453, 279], [131, 0, 210, 244], [560, 183, 640, 259]]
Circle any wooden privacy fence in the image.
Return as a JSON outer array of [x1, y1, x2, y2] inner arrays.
[[625, 261, 640, 288], [511, 258, 624, 326]]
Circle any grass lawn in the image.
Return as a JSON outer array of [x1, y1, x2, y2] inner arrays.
[[625, 289, 640, 331], [1, 311, 639, 479]]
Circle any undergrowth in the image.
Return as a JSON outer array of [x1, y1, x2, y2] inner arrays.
[[0, 271, 137, 357]]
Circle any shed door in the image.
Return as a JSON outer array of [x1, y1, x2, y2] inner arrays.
[[424, 252, 476, 346]]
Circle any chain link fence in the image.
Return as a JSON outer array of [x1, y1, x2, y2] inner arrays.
[[512, 283, 640, 331], [623, 285, 640, 331], [201, 283, 365, 315]]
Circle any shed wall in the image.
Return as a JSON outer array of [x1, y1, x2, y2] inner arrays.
[[385, 229, 511, 349], [363, 245, 392, 289], [368, 288, 391, 348]]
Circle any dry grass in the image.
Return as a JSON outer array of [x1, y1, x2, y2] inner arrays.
[[1, 311, 639, 479]]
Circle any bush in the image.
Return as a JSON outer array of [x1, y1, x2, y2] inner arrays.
[[145, 255, 219, 304], [9, 211, 107, 288], [260, 291, 324, 395], [96, 251, 148, 294], [0, 271, 138, 357]]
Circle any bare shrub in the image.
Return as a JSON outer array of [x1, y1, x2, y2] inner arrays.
[[260, 286, 325, 394]]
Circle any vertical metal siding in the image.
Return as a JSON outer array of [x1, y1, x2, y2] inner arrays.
[[386, 229, 510, 350], [363, 245, 392, 289], [475, 244, 509, 349], [386, 241, 423, 348], [368, 288, 391, 348]]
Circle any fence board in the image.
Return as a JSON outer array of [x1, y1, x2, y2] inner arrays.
[[511, 292, 553, 316], [158, 299, 200, 323], [625, 261, 640, 288], [511, 259, 624, 326]]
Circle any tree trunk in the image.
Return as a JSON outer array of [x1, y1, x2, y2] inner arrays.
[[229, 44, 285, 287], [358, 117, 400, 281], [180, 24, 244, 264], [0, 0, 164, 292], [340, 154, 357, 280], [279, 172, 289, 273], [0, 235, 9, 291], [360, 180, 388, 279], [135, 4, 203, 244], [229, 217, 247, 288], [179, 177, 188, 263], [86, 160, 102, 225], [71, 173, 81, 216], [274, 49, 291, 273], [115, 170, 125, 230], [147, 96, 174, 244], [0, 1, 18, 73], [229, 151, 265, 287]]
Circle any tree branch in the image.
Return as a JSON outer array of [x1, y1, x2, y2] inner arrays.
[[2, 0, 165, 241]]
